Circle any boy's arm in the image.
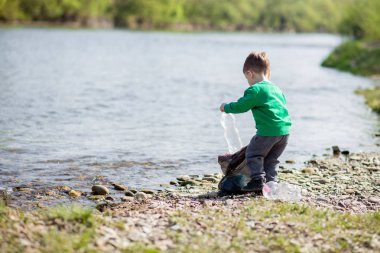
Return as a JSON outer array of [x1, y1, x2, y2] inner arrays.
[[224, 89, 258, 114]]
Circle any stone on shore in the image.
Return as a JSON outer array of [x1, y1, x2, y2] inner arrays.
[[112, 183, 128, 191], [141, 189, 156, 195], [92, 185, 109, 195], [301, 167, 316, 174], [134, 192, 147, 201], [177, 175, 191, 181], [368, 197, 380, 204], [125, 190, 135, 197], [68, 190, 82, 198]]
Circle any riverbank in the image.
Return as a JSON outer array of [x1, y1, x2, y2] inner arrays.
[[356, 87, 380, 114], [322, 40, 380, 77], [1, 151, 379, 252]]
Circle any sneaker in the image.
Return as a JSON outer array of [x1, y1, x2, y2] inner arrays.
[[241, 178, 264, 193]]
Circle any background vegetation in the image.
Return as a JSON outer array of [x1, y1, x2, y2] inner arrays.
[[0, 0, 375, 35]]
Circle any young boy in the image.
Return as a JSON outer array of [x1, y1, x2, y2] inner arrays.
[[220, 52, 292, 193]]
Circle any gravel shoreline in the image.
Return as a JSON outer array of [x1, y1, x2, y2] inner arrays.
[[1, 151, 379, 252]]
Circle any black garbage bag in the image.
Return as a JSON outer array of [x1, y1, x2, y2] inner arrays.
[[217, 146, 250, 195]]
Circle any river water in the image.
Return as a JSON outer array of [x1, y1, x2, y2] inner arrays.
[[0, 29, 378, 192]]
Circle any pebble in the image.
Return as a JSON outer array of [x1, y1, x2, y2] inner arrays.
[[224, 199, 234, 206], [124, 190, 135, 197], [112, 183, 128, 191], [301, 167, 315, 174], [349, 155, 361, 161], [315, 179, 328, 184], [169, 181, 178, 185], [368, 197, 380, 204], [121, 196, 134, 202], [179, 180, 197, 186], [202, 177, 218, 183], [68, 190, 82, 198], [57, 185, 71, 191], [134, 192, 147, 201], [177, 175, 190, 181], [13, 186, 31, 191], [92, 185, 110, 195], [141, 189, 155, 195], [87, 195, 104, 200], [285, 160, 295, 164]]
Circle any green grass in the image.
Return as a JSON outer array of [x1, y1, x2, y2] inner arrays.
[[0, 199, 379, 252], [167, 199, 380, 252], [356, 87, 380, 113], [44, 204, 94, 226], [322, 40, 380, 76]]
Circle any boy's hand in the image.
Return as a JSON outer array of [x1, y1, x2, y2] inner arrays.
[[220, 103, 226, 112]]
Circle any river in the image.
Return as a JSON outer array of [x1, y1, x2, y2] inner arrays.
[[0, 28, 378, 193]]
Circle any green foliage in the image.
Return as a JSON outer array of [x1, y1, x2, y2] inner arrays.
[[322, 41, 380, 76], [0, 0, 363, 32], [339, 0, 380, 40], [356, 87, 380, 114]]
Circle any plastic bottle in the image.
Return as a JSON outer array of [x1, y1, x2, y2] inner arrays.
[[220, 113, 243, 153], [262, 181, 302, 202]]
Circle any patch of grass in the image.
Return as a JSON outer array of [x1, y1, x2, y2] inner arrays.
[[45, 205, 94, 227], [39, 228, 99, 253], [356, 87, 380, 113], [122, 245, 162, 253], [322, 40, 380, 76], [166, 199, 380, 252]]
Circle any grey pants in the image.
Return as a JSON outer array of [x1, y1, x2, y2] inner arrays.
[[245, 134, 289, 182]]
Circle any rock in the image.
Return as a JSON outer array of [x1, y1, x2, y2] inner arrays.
[[224, 199, 234, 206], [315, 179, 328, 184], [68, 190, 82, 198], [332, 146, 340, 155], [141, 189, 156, 195], [134, 192, 147, 201], [121, 196, 134, 202], [91, 185, 109, 195], [13, 185, 31, 191], [341, 150, 350, 155], [124, 190, 135, 197], [345, 189, 355, 194], [57, 185, 71, 192], [246, 221, 255, 228], [130, 189, 138, 193], [177, 175, 190, 181], [368, 197, 380, 204], [202, 177, 218, 183], [285, 160, 295, 164], [105, 196, 115, 201], [96, 202, 108, 212], [179, 180, 197, 186], [366, 167, 379, 172], [301, 167, 315, 174], [349, 155, 361, 161], [112, 183, 128, 191], [87, 195, 104, 200], [169, 181, 178, 186]]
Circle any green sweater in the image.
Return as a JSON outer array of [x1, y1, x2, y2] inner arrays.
[[224, 80, 292, 136]]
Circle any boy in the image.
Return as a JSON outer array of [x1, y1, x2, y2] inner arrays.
[[220, 52, 292, 193]]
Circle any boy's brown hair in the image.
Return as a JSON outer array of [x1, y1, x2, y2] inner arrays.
[[243, 52, 270, 75]]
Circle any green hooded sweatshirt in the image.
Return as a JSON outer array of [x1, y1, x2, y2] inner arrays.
[[224, 80, 291, 136]]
